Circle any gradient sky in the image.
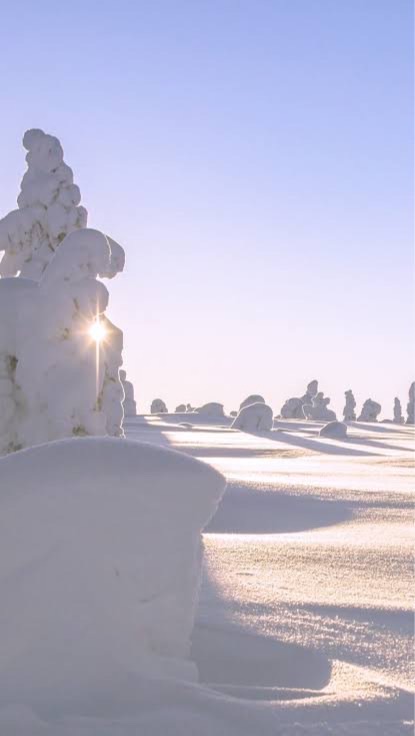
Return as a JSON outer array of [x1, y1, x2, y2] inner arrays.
[[1, 0, 413, 416]]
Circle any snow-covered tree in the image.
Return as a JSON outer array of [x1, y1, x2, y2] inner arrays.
[[120, 369, 137, 416], [406, 382, 414, 425], [280, 379, 318, 419], [0, 129, 87, 280], [303, 392, 336, 421], [358, 399, 381, 422], [343, 390, 356, 421], [393, 397, 403, 424], [0, 130, 126, 454], [151, 398, 168, 414]]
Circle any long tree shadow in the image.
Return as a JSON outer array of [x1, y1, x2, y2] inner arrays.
[[192, 570, 332, 695], [253, 430, 377, 456], [205, 481, 354, 534]]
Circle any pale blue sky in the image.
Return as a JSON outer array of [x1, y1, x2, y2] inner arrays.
[[0, 0, 413, 415]]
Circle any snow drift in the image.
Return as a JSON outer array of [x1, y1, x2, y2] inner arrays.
[[195, 402, 225, 417], [0, 437, 226, 709], [232, 402, 273, 432], [319, 421, 348, 438]]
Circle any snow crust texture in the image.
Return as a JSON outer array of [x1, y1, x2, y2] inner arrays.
[[0, 437, 226, 708]]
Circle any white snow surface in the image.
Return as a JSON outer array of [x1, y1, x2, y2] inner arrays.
[[0, 418, 413, 734]]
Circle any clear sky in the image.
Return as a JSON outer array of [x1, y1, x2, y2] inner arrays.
[[0, 0, 413, 416]]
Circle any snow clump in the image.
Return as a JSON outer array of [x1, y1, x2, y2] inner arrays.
[[0, 437, 226, 707], [319, 421, 348, 438], [232, 402, 273, 432]]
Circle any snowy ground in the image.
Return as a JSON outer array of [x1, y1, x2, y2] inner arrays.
[[1, 417, 413, 734], [125, 416, 414, 734]]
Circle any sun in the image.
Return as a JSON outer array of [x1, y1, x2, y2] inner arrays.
[[89, 317, 108, 344]]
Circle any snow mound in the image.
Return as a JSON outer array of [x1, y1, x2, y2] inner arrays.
[[232, 402, 273, 432], [195, 402, 225, 417], [239, 394, 265, 410], [151, 398, 168, 413], [0, 437, 226, 708], [319, 421, 348, 438]]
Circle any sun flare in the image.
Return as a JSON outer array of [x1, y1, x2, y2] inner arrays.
[[89, 317, 108, 344]]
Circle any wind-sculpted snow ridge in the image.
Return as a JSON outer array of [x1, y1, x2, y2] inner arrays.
[[0, 129, 88, 279], [0, 438, 226, 710], [0, 228, 125, 454], [120, 369, 137, 416], [232, 401, 273, 431]]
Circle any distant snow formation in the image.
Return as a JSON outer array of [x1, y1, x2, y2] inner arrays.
[[358, 399, 381, 422], [151, 398, 168, 414], [343, 390, 356, 421], [195, 402, 225, 417], [319, 420, 348, 438], [280, 380, 318, 419], [303, 392, 336, 421], [239, 394, 265, 411], [232, 402, 273, 432], [406, 382, 414, 425], [120, 370, 137, 416], [393, 397, 403, 424], [0, 437, 226, 703]]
